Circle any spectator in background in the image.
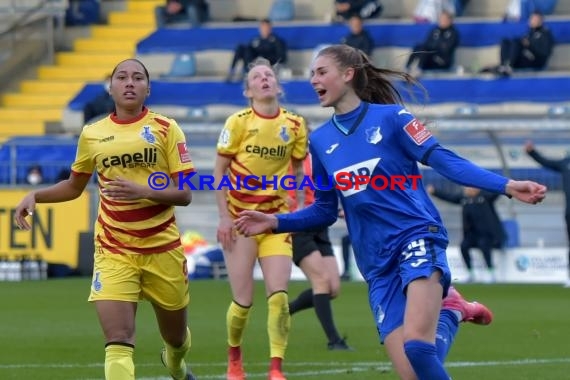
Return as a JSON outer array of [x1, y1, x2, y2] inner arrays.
[[340, 15, 375, 57], [83, 74, 114, 124], [413, 0, 456, 23], [406, 11, 459, 75], [427, 185, 506, 283], [503, 0, 558, 22], [25, 165, 43, 186], [225, 19, 288, 83], [483, 12, 554, 76], [334, 0, 383, 22], [525, 140, 570, 288], [154, 0, 209, 28]]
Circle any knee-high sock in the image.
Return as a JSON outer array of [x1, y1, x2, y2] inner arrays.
[[313, 293, 341, 343], [267, 291, 290, 359], [435, 309, 459, 362], [404, 340, 450, 380], [163, 326, 191, 380], [288, 288, 313, 314], [227, 301, 251, 347], [104, 343, 135, 380]]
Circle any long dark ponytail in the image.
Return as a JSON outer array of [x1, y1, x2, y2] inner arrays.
[[316, 44, 425, 105]]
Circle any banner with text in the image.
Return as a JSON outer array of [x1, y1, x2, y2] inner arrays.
[[0, 189, 91, 268]]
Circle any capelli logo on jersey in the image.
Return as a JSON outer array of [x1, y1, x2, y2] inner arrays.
[[101, 148, 158, 169], [245, 144, 287, 160]]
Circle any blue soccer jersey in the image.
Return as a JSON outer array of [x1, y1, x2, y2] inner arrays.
[[277, 102, 510, 282]]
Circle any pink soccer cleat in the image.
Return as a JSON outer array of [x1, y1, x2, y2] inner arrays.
[[227, 358, 246, 380], [267, 369, 287, 380], [442, 286, 493, 325], [227, 347, 246, 380]]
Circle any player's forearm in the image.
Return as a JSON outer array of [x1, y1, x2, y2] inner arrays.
[[33, 180, 84, 203], [145, 187, 191, 206], [276, 189, 338, 232]]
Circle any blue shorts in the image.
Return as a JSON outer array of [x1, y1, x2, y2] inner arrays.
[[368, 237, 452, 343]]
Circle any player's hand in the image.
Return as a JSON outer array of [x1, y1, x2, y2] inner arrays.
[[234, 211, 278, 237], [102, 177, 147, 200], [426, 184, 435, 194], [14, 192, 36, 230], [524, 140, 534, 153], [505, 180, 547, 205], [217, 216, 236, 251]]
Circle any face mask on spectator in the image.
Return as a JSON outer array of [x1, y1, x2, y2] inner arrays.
[[27, 172, 42, 185]]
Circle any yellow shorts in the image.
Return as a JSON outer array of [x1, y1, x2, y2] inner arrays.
[[88, 246, 189, 311], [253, 232, 292, 258]]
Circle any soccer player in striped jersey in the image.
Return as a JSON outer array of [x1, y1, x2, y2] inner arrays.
[[214, 57, 308, 380], [14, 59, 196, 380], [234, 45, 547, 380]]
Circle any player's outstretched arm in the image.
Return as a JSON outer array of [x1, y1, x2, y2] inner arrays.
[[234, 211, 278, 237], [15, 173, 91, 230], [505, 180, 547, 205]]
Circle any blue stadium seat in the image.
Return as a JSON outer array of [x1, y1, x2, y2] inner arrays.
[[65, 0, 100, 26], [162, 54, 197, 78], [268, 0, 295, 22], [502, 219, 520, 248]]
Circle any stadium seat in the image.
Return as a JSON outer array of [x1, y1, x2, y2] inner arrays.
[[162, 53, 197, 78], [65, 0, 100, 26], [502, 219, 520, 248], [268, 0, 295, 21]]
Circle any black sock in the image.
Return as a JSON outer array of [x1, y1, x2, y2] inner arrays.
[[288, 288, 314, 315], [313, 293, 341, 343]]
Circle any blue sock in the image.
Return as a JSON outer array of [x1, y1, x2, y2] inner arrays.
[[403, 340, 450, 380], [435, 309, 460, 362]]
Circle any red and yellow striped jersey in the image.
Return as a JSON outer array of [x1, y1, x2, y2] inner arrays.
[[71, 107, 195, 254], [216, 107, 307, 217]]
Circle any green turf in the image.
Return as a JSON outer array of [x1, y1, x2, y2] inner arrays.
[[0, 279, 568, 379]]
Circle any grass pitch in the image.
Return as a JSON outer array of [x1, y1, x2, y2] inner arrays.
[[0, 279, 568, 379]]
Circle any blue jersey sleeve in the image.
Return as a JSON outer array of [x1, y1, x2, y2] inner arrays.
[[393, 108, 440, 163], [426, 145, 510, 195], [276, 145, 338, 232]]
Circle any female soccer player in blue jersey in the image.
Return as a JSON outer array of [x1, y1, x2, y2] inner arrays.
[[234, 44, 547, 380], [14, 59, 196, 380]]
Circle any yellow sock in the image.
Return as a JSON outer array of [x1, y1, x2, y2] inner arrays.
[[227, 301, 251, 347], [164, 327, 191, 380], [267, 291, 290, 359], [104, 343, 134, 380]]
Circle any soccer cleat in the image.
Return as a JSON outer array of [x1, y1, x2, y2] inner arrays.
[[267, 369, 287, 380], [327, 337, 354, 351], [227, 357, 246, 380], [442, 286, 493, 325], [160, 348, 197, 380]]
